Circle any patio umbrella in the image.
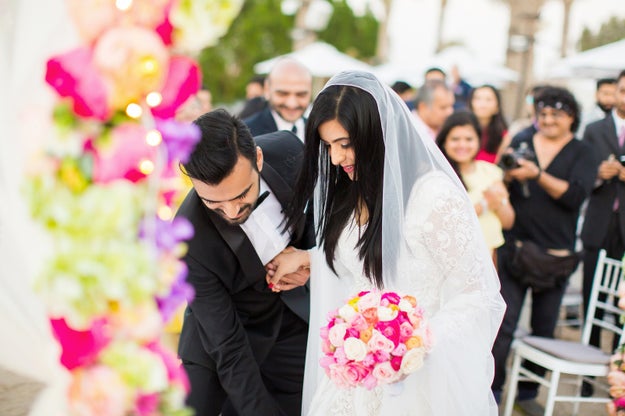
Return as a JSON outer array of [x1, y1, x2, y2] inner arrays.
[[549, 39, 625, 79]]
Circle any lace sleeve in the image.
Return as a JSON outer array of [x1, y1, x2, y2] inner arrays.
[[401, 171, 505, 415]]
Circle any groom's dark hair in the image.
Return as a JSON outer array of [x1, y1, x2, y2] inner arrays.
[[182, 108, 257, 184]]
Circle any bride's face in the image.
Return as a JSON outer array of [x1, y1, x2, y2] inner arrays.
[[318, 119, 356, 180]]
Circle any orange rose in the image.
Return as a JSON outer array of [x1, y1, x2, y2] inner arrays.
[[405, 336, 423, 350]]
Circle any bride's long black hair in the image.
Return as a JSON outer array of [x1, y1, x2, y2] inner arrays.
[[284, 85, 385, 287]]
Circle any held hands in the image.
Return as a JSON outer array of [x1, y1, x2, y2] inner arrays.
[[265, 247, 311, 293]]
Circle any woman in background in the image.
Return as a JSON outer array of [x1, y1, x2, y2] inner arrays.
[[436, 111, 515, 264], [469, 85, 509, 164]]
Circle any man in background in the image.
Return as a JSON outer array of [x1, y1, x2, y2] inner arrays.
[[580, 78, 617, 135], [412, 80, 454, 141], [244, 58, 312, 142], [239, 75, 267, 119]]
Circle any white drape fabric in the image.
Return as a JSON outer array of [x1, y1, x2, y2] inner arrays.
[[0, 0, 74, 414], [302, 71, 506, 415]]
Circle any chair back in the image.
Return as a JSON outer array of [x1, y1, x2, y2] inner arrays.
[[581, 249, 625, 346]]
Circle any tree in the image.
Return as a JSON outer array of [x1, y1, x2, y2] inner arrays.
[[198, 0, 379, 104], [317, 0, 379, 61], [578, 16, 625, 51], [198, 0, 294, 104]]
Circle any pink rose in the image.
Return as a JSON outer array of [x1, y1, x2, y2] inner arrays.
[[362, 353, 375, 367], [319, 355, 336, 370], [362, 372, 378, 390], [344, 362, 370, 385], [357, 291, 381, 311], [320, 326, 330, 340], [334, 347, 349, 365], [151, 56, 201, 119], [349, 313, 369, 332], [392, 343, 407, 357], [328, 323, 348, 347], [373, 349, 391, 364], [381, 291, 401, 305], [399, 322, 414, 341], [90, 123, 157, 184], [50, 317, 109, 370], [93, 26, 169, 110], [328, 364, 355, 389], [390, 355, 403, 371], [368, 330, 395, 353], [375, 320, 401, 346], [321, 338, 334, 354], [45, 47, 110, 120], [135, 393, 160, 416], [372, 361, 399, 384], [615, 396, 625, 407], [362, 308, 379, 325]]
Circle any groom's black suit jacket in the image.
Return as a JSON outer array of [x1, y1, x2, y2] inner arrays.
[[581, 114, 625, 247], [176, 130, 314, 414]]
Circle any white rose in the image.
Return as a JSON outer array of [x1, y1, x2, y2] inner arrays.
[[398, 299, 413, 312], [338, 304, 357, 322], [400, 347, 426, 374], [377, 306, 398, 322], [357, 291, 381, 310], [328, 323, 348, 347], [343, 337, 368, 361]]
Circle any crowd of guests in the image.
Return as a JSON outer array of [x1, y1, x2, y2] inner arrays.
[[173, 59, 625, 413]]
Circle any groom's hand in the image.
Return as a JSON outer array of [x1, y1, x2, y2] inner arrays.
[[265, 247, 310, 292]]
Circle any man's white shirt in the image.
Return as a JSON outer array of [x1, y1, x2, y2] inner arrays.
[[239, 178, 291, 266], [272, 109, 306, 142]]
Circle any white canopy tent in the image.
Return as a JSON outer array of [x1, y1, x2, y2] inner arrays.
[[254, 41, 373, 78], [372, 46, 518, 89], [548, 39, 625, 79]]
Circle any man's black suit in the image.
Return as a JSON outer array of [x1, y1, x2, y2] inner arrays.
[[243, 107, 279, 137], [581, 114, 625, 347], [176, 131, 314, 416]]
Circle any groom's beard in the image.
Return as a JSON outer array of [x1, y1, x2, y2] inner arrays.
[[214, 203, 254, 225]]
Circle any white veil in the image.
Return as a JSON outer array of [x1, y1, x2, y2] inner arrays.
[[302, 71, 505, 415]]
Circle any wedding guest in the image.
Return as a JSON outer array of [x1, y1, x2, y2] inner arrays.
[[268, 71, 504, 415], [244, 58, 312, 142], [412, 79, 454, 141], [239, 75, 268, 119], [581, 70, 625, 361], [175, 109, 314, 415], [436, 111, 515, 264], [491, 86, 598, 406], [468, 84, 509, 164]]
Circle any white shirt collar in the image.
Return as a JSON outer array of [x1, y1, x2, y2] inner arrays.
[[271, 110, 305, 142]]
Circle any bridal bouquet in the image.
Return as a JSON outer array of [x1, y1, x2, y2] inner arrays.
[[320, 290, 433, 390]]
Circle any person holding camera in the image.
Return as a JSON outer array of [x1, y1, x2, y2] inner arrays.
[[491, 86, 599, 406], [580, 69, 625, 360]]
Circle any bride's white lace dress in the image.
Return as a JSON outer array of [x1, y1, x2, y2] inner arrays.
[[305, 172, 502, 415]]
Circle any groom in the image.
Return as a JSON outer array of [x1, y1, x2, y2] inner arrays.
[[175, 109, 314, 415]]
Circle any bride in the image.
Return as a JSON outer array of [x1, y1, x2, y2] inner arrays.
[[268, 71, 506, 415]]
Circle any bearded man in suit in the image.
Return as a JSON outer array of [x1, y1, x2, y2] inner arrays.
[[243, 58, 312, 143], [175, 109, 314, 415], [581, 69, 625, 352]]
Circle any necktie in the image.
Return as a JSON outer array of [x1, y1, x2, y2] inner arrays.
[[291, 124, 297, 135], [253, 191, 270, 212]]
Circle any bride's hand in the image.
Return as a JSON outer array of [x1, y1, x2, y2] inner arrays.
[[265, 247, 310, 292]]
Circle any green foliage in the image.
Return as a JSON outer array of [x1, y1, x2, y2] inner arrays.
[[317, 0, 379, 60], [198, 0, 295, 104], [197, 0, 380, 104], [578, 16, 625, 51]]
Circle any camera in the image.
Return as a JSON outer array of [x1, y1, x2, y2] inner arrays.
[[499, 142, 536, 171]]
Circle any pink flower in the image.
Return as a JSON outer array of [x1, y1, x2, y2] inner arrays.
[[135, 393, 160, 416], [151, 56, 201, 119], [93, 26, 169, 110], [334, 347, 348, 365], [45, 47, 110, 120], [399, 321, 414, 341], [68, 365, 127, 416], [368, 330, 395, 353], [50, 317, 109, 370], [381, 291, 401, 305], [357, 291, 381, 311], [392, 343, 407, 357], [147, 342, 190, 392], [390, 355, 403, 371], [373, 349, 391, 363], [344, 362, 369, 385], [319, 355, 336, 369], [362, 308, 379, 325], [362, 372, 378, 390], [320, 326, 330, 340], [329, 323, 348, 347], [349, 313, 369, 332], [328, 364, 356, 389], [372, 361, 399, 384], [90, 123, 157, 184], [375, 320, 401, 346]]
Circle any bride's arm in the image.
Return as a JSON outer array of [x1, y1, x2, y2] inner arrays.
[[403, 172, 505, 414]]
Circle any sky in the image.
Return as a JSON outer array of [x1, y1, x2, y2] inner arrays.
[[372, 0, 625, 79]]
